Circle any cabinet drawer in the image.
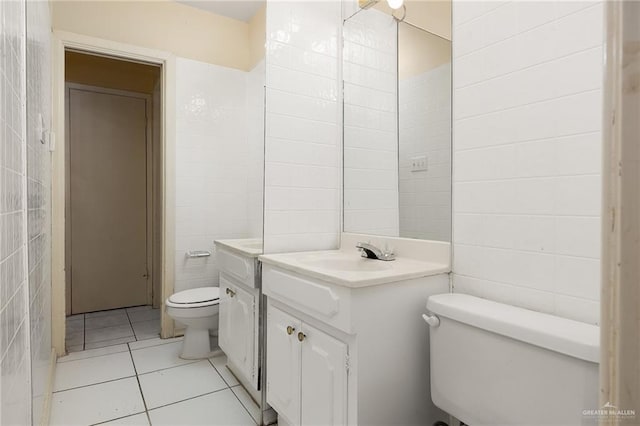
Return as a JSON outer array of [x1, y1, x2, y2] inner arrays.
[[263, 265, 352, 333], [217, 248, 256, 288]]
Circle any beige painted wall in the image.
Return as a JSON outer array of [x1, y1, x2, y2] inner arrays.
[[52, 0, 252, 70], [374, 0, 451, 40], [248, 5, 266, 69], [399, 23, 450, 79]]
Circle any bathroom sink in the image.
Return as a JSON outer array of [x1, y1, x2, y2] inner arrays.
[[259, 246, 450, 288], [298, 256, 391, 272]]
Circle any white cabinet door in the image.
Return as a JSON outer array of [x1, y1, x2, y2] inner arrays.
[[218, 277, 234, 358], [229, 284, 255, 384], [300, 323, 348, 426], [267, 305, 302, 426]]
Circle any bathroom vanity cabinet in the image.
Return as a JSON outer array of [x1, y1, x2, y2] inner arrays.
[[215, 241, 261, 390], [219, 275, 258, 386], [260, 247, 450, 426], [267, 303, 348, 426]]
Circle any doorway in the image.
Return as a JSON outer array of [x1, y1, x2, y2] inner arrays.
[[64, 51, 163, 349]]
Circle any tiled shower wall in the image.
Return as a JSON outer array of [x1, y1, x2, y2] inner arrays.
[[1, 0, 52, 424], [452, 1, 603, 325], [343, 8, 399, 237], [263, 0, 342, 254]]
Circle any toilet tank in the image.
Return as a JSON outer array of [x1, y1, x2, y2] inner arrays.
[[426, 294, 599, 426]]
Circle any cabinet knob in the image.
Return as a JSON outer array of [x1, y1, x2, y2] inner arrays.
[[297, 332, 306, 342], [225, 288, 236, 297], [286, 326, 295, 335]]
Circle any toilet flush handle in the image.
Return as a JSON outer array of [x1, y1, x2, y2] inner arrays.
[[422, 313, 440, 327]]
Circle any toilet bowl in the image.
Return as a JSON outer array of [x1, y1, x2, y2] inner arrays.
[[165, 287, 220, 359]]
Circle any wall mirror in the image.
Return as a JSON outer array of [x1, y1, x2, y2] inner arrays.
[[343, 2, 452, 242]]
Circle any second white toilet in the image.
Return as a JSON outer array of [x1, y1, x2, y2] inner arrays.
[[165, 287, 220, 359]]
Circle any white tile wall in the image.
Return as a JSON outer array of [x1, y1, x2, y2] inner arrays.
[[246, 59, 265, 239], [26, 0, 52, 423], [263, 0, 342, 253], [174, 58, 256, 293], [1, 0, 31, 423], [452, 0, 603, 325], [343, 8, 399, 237], [1, 0, 52, 424], [399, 63, 451, 241]]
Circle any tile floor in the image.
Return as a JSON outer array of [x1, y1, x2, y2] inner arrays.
[[51, 338, 260, 426], [66, 306, 161, 352]]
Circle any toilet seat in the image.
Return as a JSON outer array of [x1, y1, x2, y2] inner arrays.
[[166, 287, 220, 308]]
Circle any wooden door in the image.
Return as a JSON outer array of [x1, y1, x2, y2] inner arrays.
[[68, 86, 149, 313], [300, 323, 348, 426], [266, 305, 302, 425]]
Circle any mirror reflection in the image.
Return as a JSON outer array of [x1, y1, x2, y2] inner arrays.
[[343, 5, 452, 242]]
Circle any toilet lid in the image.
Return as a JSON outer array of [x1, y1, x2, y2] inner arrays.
[[168, 287, 220, 305]]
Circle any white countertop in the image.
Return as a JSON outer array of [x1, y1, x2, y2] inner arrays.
[[214, 238, 262, 258], [259, 249, 449, 288]]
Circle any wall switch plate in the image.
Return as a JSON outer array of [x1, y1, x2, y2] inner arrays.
[[410, 155, 427, 172]]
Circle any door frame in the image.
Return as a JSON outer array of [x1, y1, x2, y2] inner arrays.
[[52, 31, 177, 355], [65, 83, 153, 314]]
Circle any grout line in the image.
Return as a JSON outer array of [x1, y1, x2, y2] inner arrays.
[[53, 374, 138, 394], [229, 385, 260, 425], [455, 88, 600, 122], [207, 358, 242, 389], [454, 129, 601, 153], [454, 242, 600, 261], [127, 344, 152, 425], [455, 45, 602, 91], [58, 346, 130, 363], [453, 272, 600, 303], [454, 172, 601, 184], [146, 387, 232, 413], [125, 307, 139, 341], [84, 334, 136, 346], [136, 358, 201, 376], [207, 359, 231, 386], [129, 336, 183, 352], [89, 411, 147, 426]]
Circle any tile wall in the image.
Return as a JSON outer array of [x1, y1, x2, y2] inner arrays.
[[26, 0, 52, 423], [174, 58, 252, 293], [343, 8, 399, 237], [1, 0, 52, 424], [399, 63, 451, 241], [246, 59, 266, 239], [0, 0, 31, 423], [263, 0, 342, 253], [452, 1, 603, 325]]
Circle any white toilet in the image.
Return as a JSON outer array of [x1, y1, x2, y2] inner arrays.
[[425, 293, 599, 426], [165, 287, 220, 359]]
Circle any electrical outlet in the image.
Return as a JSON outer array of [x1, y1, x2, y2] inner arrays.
[[410, 155, 428, 172]]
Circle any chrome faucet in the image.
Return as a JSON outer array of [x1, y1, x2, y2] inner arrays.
[[356, 242, 395, 261]]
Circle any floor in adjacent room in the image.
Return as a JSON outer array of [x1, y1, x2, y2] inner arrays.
[[65, 306, 162, 352], [51, 338, 259, 425]]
